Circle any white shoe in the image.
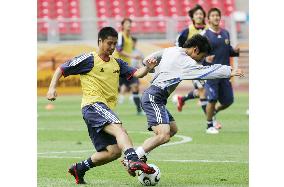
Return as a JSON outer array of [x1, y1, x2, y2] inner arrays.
[[206, 127, 219, 134]]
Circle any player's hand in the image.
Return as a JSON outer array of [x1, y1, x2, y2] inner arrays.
[[231, 68, 244, 77], [205, 55, 215, 63], [133, 54, 142, 60], [145, 58, 158, 69], [234, 47, 240, 53], [46, 88, 57, 101]]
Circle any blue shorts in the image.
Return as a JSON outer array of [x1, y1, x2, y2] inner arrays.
[[141, 85, 175, 131], [205, 78, 234, 105], [82, 102, 121, 152]]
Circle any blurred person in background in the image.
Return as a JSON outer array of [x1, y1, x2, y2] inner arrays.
[[129, 37, 145, 114], [202, 8, 240, 134], [113, 18, 143, 115], [175, 4, 209, 120]]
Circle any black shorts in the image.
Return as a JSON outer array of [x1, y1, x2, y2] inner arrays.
[[82, 102, 121, 152], [119, 76, 139, 88]]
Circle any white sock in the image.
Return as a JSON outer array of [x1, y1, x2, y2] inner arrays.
[[136, 146, 146, 159]]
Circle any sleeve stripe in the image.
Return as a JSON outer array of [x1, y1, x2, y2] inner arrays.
[[197, 65, 222, 79], [127, 69, 137, 80], [60, 66, 66, 77]]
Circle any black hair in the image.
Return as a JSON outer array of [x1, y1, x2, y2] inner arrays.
[[183, 34, 212, 54], [188, 4, 206, 25], [132, 36, 137, 43], [208, 7, 221, 18], [98, 27, 118, 45], [121, 18, 132, 26]]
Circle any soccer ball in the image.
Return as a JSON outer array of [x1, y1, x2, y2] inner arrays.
[[137, 164, 161, 186]]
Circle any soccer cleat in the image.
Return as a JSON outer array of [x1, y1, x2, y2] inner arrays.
[[140, 155, 148, 163], [206, 127, 219, 134], [213, 117, 222, 129], [68, 163, 86, 184], [214, 121, 222, 129], [121, 155, 148, 168], [128, 160, 156, 177], [177, 96, 185, 112]]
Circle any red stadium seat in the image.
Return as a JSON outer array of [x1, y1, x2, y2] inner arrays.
[[38, 0, 81, 35]]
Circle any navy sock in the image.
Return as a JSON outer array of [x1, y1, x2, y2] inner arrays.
[[132, 92, 142, 112], [182, 91, 196, 102], [200, 98, 208, 114], [207, 120, 213, 128], [124, 148, 139, 162], [77, 157, 95, 173]]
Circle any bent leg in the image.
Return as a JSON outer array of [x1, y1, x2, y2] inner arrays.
[[140, 124, 171, 153]]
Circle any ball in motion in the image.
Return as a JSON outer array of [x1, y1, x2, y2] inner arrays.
[[137, 164, 161, 186]]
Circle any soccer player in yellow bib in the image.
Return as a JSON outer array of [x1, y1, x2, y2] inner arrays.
[[113, 18, 144, 115], [46, 27, 156, 184]]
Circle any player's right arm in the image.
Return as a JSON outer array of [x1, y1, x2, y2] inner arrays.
[[46, 53, 94, 101], [181, 63, 244, 80], [46, 67, 63, 101]]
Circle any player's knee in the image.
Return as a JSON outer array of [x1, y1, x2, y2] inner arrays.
[[112, 150, 122, 159], [108, 147, 122, 159], [170, 127, 178, 137], [158, 133, 171, 144]]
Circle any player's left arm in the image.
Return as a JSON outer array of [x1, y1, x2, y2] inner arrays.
[[133, 58, 157, 78], [116, 58, 157, 79], [181, 63, 244, 80], [227, 31, 240, 57]]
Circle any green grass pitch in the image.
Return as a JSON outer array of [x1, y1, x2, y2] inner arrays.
[[38, 92, 248, 187]]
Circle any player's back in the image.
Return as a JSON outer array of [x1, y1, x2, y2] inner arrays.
[[151, 46, 197, 94]]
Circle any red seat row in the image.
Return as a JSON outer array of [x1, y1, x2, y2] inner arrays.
[[38, 0, 81, 34]]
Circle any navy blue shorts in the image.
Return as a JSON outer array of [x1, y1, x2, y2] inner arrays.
[[119, 76, 139, 88], [82, 102, 121, 152], [205, 78, 234, 105], [141, 86, 175, 131]]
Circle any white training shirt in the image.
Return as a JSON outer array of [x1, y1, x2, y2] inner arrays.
[[143, 46, 232, 95]]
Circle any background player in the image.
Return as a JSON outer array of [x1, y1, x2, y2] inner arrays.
[[202, 8, 240, 134], [132, 34, 244, 162], [113, 18, 143, 115], [46, 27, 156, 184], [175, 4, 209, 118], [129, 37, 145, 114]]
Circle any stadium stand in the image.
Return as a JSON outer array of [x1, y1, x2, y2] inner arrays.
[[38, 0, 81, 35], [94, 0, 235, 33]]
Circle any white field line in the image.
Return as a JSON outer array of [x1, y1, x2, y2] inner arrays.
[[157, 159, 248, 164], [37, 155, 247, 164], [38, 131, 192, 155], [37, 155, 82, 159]]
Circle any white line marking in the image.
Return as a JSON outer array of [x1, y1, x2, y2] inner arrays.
[[38, 131, 192, 155], [37, 156, 248, 164], [156, 159, 248, 164], [38, 150, 93, 155], [38, 156, 82, 159]]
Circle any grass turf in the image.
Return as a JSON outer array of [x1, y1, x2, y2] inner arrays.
[[38, 92, 248, 187]]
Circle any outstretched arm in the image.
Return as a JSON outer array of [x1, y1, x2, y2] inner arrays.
[[133, 58, 157, 78], [181, 64, 244, 80], [46, 67, 63, 101]]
